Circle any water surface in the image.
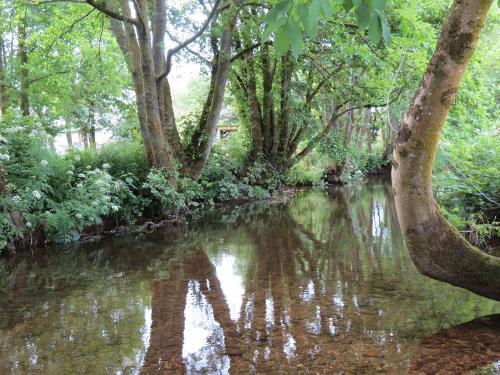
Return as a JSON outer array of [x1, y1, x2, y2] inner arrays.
[[1, 182, 499, 374]]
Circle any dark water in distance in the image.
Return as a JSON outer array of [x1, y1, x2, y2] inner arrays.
[[0, 182, 499, 374]]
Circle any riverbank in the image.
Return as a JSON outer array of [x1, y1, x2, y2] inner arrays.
[[2, 184, 302, 257]]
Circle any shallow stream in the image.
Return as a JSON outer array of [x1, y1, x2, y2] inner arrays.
[[1, 182, 499, 374]]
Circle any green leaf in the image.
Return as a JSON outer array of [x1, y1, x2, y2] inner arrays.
[[367, 12, 382, 44], [320, 0, 333, 17], [287, 19, 304, 57], [274, 24, 291, 56], [308, 0, 321, 37], [297, 3, 312, 35], [354, 0, 372, 30], [374, 9, 392, 45], [342, 0, 354, 11], [263, 0, 292, 24], [372, 0, 386, 11], [261, 16, 287, 42]]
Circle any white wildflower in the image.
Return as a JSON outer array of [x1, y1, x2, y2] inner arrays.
[[0, 153, 10, 161], [40, 160, 49, 167], [74, 155, 81, 161], [0, 135, 7, 143], [12, 195, 21, 203], [32, 190, 42, 199], [67, 170, 74, 175], [102, 163, 111, 169], [111, 204, 119, 212], [8, 126, 23, 133], [26, 222, 32, 228], [78, 173, 85, 178], [76, 182, 83, 188], [75, 213, 83, 220]]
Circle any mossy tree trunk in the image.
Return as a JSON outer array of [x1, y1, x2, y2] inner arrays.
[[103, 0, 238, 180], [391, 0, 500, 301]]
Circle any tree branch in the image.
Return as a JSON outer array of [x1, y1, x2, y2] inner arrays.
[[165, 28, 211, 65], [230, 41, 267, 62], [158, 0, 221, 82], [28, 70, 69, 84], [85, 0, 139, 25]]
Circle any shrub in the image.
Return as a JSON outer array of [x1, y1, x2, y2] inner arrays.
[[143, 169, 186, 211], [70, 141, 148, 181]]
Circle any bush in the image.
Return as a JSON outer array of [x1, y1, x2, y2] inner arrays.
[[143, 169, 186, 211], [70, 141, 148, 181], [0, 123, 147, 246]]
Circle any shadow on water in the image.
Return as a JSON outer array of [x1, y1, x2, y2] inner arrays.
[[0, 182, 499, 374]]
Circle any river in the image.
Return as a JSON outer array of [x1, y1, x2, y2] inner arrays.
[[0, 182, 499, 374]]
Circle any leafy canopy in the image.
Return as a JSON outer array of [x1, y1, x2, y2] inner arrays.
[[262, 0, 392, 57]]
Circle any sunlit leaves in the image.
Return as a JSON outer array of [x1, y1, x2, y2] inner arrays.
[[262, 0, 392, 58]]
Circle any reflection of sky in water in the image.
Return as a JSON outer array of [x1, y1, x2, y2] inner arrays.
[[306, 305, 322, 335], [182, 280, 230, 375], [214, 254, 244, 322], [283, 332, 296, 359], [301, 280, 315, 302], [265, 296, 275, 330], [372, 202, 384, 237], [130, 307, 151, 375]]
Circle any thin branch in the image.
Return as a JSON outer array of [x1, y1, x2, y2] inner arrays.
[[386, 49, 407, 133], [28, 70, 69, 84], [158, 0, 221, 82], [439, 144, 500, 207], [85, 0, 139, 25], [44, 8, 96, 54], [165, 28, 211, 65], [230, 41, 265, 62]]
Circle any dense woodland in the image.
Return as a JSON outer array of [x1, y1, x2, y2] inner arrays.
[[0, 0, 498, 270]]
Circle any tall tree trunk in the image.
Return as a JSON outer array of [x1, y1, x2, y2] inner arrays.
[[365, 108, 372, 153], [66, 131, 73, 148], [109, 14, 155, 166], [89, 127, 96, 150], [277, 52, 293, 158], [185, 5, 239, 179], [261, 43, 274, 153], [18, 15, 29, 117], [135, 0, 174, 171], [391, 0, 499, 301], [89, 100, 96, 151], [81, 127, 89, 150], [0, 31, 6, 116]]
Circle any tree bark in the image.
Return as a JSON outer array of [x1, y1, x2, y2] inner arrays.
[[391, 0, 499, 301], [66, 131, 73, 148], [135, 0, 174, 170], [81, 127, 89, 150], [89, 100, 96, 151], [185, 5, 239, 179], [18, 15, 30, 117], [0, 31, 6, 116], [109, 12, 155, 166]]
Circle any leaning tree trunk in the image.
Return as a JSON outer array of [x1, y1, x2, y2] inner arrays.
[[391, 0, 499, 301]]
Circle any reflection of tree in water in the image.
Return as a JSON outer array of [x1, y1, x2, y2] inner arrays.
[[143, 183, 499, 374], [4, 184, 497, 374], [0, 243, 156, 374], [142, 249, 243, 374]]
